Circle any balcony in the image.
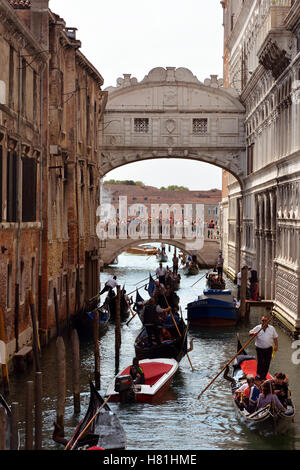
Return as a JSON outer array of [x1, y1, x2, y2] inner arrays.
[[258, 0, 297, 79]]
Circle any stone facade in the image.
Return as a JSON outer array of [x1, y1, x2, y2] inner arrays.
[[221, 0, 300, 336], [0, 0, 105, 368]]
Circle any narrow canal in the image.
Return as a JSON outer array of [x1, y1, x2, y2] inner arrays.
[[6, 246, 300, 450]]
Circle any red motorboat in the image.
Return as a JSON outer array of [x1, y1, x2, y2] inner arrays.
[[106, 358, 178, 404]]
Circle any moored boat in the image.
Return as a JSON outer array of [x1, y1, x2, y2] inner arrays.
[[156, 250, 168, 262], [126, 245, 158, 256], [187, 289, 239, 326], [63, 382, 126, 450], [224, 342, 296, 432], [106, 358, 178, 404], [134, 315, 188, 362]]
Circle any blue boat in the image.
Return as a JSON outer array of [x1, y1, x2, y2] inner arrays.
[[186, 289, 239, 327]]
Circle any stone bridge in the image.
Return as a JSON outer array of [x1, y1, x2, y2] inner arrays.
[[99, 66, 246, 185], [100, 227, 220, 267]]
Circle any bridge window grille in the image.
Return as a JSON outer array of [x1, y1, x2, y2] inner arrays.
[[193, 118, 208, 135], [134, 118, 149, 133]]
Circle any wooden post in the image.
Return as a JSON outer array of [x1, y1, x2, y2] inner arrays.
[[66, 275, 70, 334], [35, 372, 43, 450], [240, 265, 248, 319], [115, 286, 121, 373], [93, 310, 100, 390], [53, 287, 60, 338], [25, 381, 34, 450], [10, 402, 19, 450], [29, 291, 41, 372], [0, 407, 6, 450], [0, 307, 9, 394], [56, 336, 66, 435], [71, 329, 81, 413]]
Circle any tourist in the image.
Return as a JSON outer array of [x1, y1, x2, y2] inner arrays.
[[256, 381, 286, 411], [99, 276, 118, 295], [217, 253, 224, 276], [236, 270, 241, 300], [249, 316, 278, 380], [161, 327, 172, 342], [249, 268, 259, 301], [273, 372, 289, 406]]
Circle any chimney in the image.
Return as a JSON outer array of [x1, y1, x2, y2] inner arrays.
[[30, 0, 49, 48]]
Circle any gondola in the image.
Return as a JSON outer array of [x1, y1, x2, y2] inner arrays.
[[106, 288, 130, 321], [64, 382, 126, 450], [0, 394, 20, 449], [106, 358, 178, 404], [224, 340, 296, 432], [156, 251, 168, 262], [72, 303, 110, 337], [206, 272, 226, 290], [134, 314, 188, 363], [133, 289, 145, 322], [184, 263, 199, 276]]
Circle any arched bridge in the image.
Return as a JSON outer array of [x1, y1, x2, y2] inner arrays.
[[100, 67, 246, 185]]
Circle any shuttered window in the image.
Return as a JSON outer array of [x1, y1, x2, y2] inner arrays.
[[22, 156, 37, 222]]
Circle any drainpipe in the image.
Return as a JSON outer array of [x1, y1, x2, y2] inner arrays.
[[15, 39, 25, 352], [38, 63, 46, 328]]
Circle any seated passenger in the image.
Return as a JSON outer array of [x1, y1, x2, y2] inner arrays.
[[235, 375, 254, 410], [256, 381, 286, 412], [248, 376, 262, 413], [161, 327, 172, 342], [273, 372, 289, 406], [130, 357, 145, 385]]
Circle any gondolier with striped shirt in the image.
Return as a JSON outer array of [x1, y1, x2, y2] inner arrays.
[[249, 316, 278, 381]]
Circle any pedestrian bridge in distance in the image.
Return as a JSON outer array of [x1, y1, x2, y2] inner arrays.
[[100, 227, 220, 267], [100, 66, 246, 186]]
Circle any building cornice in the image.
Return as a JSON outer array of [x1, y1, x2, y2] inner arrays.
[[0, 0, 47, 65]]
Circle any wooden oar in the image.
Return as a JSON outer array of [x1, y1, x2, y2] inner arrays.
[[65, 395, 112, 450], [191, 270, 212, 288], [197, 328, 263, 399], [162, 293, 195, 371]]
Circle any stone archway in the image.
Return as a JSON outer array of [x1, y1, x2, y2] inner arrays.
[[100, 67, 246, 185]]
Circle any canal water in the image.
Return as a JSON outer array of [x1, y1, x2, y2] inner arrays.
[[5, 245, 300, 450]]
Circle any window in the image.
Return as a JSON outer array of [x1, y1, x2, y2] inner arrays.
[[247, 143, 254, 175], [22, 156, 37, 222], [9, 46, 14, 109], [134, 118, 149, 133], [22, 58, 27, 117], [193, 118, 208, 135], [6, 151, 17, 222]]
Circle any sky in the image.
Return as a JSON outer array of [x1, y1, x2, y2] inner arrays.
[[50, 0, 224, 190]]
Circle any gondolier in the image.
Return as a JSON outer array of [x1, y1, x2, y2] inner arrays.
[[249, 316, 278, 381], [100, 276, 118, 295], [156, 263, 167, 285]]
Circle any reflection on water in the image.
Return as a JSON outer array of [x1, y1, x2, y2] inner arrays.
[[5, 245, 300, 450]]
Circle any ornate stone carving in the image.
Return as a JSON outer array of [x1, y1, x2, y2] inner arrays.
[[259, 39, 291, 80]]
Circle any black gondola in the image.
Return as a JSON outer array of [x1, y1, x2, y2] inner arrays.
[[0, 394, 20, 449], [133, 289, 145, 322], [65, 382, 126, 450], [72, 303, 110, 337], [134, 315, 188, 363], [206, 272, 226, 290], [224, 339, 296, 432], [106, 288, 130, 321]]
